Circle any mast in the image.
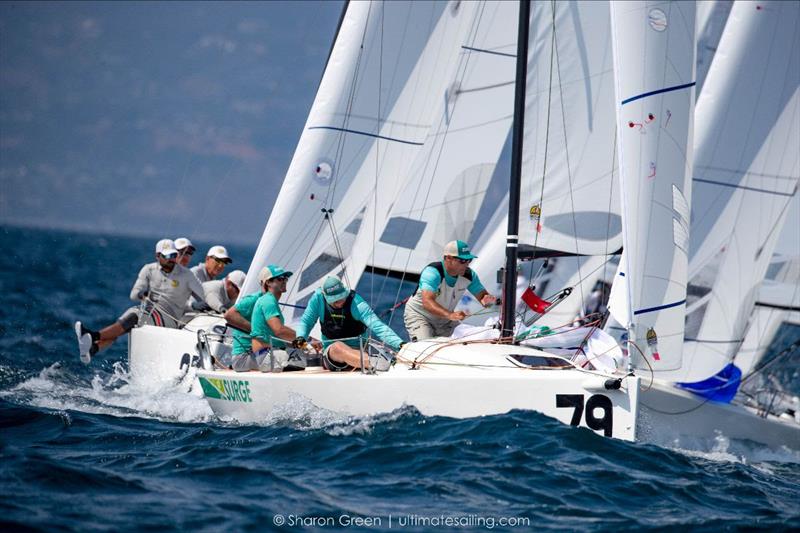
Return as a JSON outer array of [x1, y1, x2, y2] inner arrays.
[[501, 0, 531, 338]]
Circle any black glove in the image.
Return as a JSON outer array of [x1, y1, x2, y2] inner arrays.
[[399, 341, 407, 349], [192, 301, 212, 312], [292, 336, 307, 349], [137, 290, 148, 300]]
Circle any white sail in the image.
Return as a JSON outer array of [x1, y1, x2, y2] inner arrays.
[[695, 1, 733, 93], [364, 0, 518, 278], [679, 0, 800, 382], [735, 256, 800, 377], [608, 1, 696, 379], [466, 1, 621, 324], [241, 2, 484, 309]]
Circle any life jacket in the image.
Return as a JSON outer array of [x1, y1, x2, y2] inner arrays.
[[407, 261, 474, 314], [321, 290, 367, 340], [413, 262, 473, 295]]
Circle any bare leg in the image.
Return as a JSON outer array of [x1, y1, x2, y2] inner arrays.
[[327, 341, 371, 369]]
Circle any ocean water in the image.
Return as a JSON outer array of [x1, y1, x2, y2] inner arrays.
[[1, 226, 799, 532]]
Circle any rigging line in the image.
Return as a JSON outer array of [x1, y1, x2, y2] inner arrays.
[[371, 4, 384, 305], [527, 1, 558, 285], [326, 0, 374, 209], [387, 1, 489, 324], [552, 2, 586, 309], [603, 125, 617, 287], [326, 212, 351, 287], [283, 215, 329, 298], [692, 178, 797, 198], [371, 1, 458, 305]]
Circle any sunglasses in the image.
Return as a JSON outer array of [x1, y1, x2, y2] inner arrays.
[[179, 249, 194, 256], [449, 256, 471, 264], [159, 252, 178, 260], [271, 275, 289, 282], [211, 257, 228, 265]]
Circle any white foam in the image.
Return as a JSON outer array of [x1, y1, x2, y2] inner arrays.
[[1, 362, 213, 424]]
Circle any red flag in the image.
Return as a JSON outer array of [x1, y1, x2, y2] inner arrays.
[[521, 288, 551, 314]]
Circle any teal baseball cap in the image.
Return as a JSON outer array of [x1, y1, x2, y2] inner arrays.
[[322, 276, 349, 304], [260, 264, 293, 282], [443, 240, 477, 260]]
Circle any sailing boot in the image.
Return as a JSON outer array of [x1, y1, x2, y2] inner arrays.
[[74, 321, 100, 364]]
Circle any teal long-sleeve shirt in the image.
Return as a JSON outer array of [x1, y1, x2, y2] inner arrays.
[[296, 290, 403, 350]]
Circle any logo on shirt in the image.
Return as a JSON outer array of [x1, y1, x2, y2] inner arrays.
[[171, 280, 179, 287]]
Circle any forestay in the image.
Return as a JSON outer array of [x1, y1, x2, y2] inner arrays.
[[681, 0, 800, 383], [607, 1, 696, 379]]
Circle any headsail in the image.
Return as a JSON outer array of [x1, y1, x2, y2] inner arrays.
[[241, 1, 485, 309], [680, 0, 800, 383], [608, 1, 696, 379], [364, 1, 518, 278]]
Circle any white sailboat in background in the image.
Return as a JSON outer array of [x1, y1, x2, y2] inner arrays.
[[127, 0, 799, 449]]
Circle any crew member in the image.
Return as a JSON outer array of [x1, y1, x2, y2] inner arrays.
[[201, 270, 246, 313], [174, 237, 195, 267], [403, 240, 496, 340], [75, 239, 209, 364], [191, 245, 232, 283], [294, 276, 404, 372]]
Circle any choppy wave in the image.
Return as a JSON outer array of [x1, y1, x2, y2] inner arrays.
[[1, 227, 799, 531]]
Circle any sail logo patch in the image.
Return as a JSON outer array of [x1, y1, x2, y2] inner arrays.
[[199, 377, 253, 403], [648, 8, 667, 32]]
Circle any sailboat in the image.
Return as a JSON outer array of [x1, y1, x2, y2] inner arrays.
[[128, 0, 799, 448]]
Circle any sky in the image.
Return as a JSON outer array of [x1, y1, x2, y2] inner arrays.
[[0, 1, 797, 256]]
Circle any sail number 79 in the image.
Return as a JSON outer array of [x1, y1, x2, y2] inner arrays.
[[556, 394, 613, 436]]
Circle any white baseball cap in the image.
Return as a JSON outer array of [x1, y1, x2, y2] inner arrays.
[[155, 239, 179, 256], [226, 270, 246, 290], [174, 237, 195, 252], [207, 245, 232, 263]]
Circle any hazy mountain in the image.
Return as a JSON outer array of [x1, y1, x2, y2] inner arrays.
[[0, 1, 343, 245]]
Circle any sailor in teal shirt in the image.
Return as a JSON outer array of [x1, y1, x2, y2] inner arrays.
[[294, 276, 404, 372], [227, 265, 300, 372], [228, 291, 261, 356], [404, 240, 497, 340]]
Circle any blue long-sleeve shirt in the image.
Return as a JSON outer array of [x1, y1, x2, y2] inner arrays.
[[296, 289, 403, 350]]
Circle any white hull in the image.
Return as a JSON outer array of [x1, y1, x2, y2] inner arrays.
[[640, 380, 800, 450], [128, 324, 799, 450], [196, 341, 640, 441]]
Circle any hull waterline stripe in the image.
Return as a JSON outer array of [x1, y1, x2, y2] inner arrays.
[[621, 81, 696, 106], [634, 299, 686, 316], [693, 178, 796, 197], [308, 126, 424, 146], [461, 45, 516, 58], [684, 338, 743, 344]]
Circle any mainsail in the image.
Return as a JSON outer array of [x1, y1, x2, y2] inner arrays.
[[607, 1, 696, 379], [467, 0, 621, 323]]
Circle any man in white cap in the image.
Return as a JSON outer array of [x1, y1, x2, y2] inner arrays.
[[174, 237, 195, 267], [403, 239, 497, 341], [74, 238, 211, 364], [294, 276, 404, 372], [200, 269, 246, 313], [191, 245, 232, 284]]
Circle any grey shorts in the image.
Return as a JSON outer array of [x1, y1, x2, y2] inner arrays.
[[232, 348, 306, 373], [403, 306, 457, 341]]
